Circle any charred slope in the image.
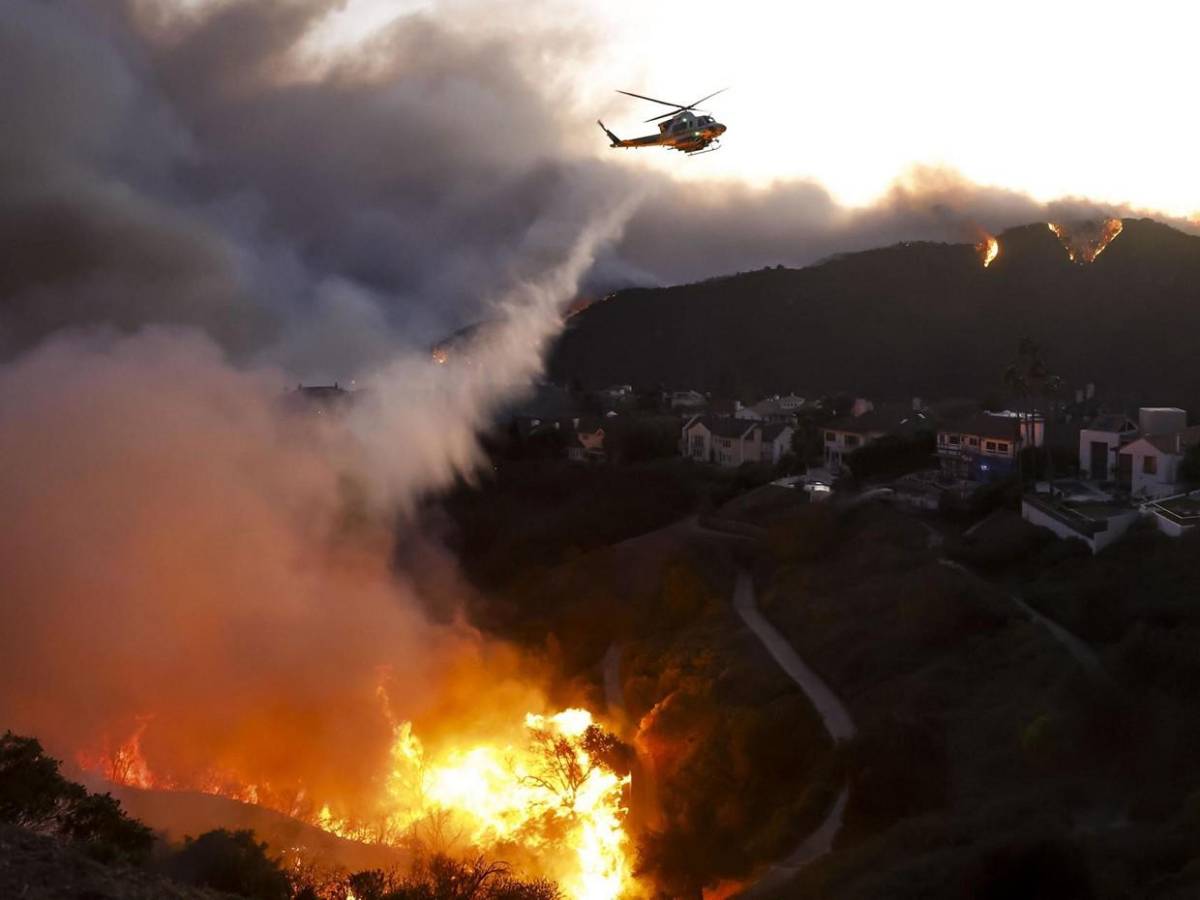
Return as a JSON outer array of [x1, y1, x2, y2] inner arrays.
[[549, 218, 1200, 409]]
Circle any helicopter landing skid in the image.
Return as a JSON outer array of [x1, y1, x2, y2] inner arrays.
[[686, 140, 721, 156]]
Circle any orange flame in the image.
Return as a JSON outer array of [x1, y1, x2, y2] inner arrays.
[[1047, 218, 1123, 263], [78, 707, 632, 900], [976, 234, 1000, 268]]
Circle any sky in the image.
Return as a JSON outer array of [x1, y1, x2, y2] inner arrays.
[[317, 0, 1200, 218], [2, 0, 1195, 372]]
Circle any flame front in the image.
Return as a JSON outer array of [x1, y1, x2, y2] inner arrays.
[[976, 234, 1000, 268], [1047, 218, 1123, 263], [78, 707, 632, 900]]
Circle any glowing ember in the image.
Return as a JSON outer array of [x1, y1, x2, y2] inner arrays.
[[976, 234, 1000, 268], [431, 346, 449, 364], [78, 707, 632, 900], [1047, 218, 1123, 263]]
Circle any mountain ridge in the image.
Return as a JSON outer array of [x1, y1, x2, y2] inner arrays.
[[548, 217, 1200, 411]]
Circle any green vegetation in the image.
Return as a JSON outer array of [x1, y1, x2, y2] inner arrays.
[[167, 829, 292, 900], [440, 458, 740, 591], [844, 431, 935, 482], [0, 731, 153, 864], [747, 502, 1200, 899], [1179, 444, 1200, 485]]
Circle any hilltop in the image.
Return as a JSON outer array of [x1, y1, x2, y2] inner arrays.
[[549, 218, 1200, 410]]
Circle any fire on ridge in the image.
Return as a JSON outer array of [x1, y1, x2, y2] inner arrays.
[[975, 233, 1000, 268], [1047, 218, 1124, 263]]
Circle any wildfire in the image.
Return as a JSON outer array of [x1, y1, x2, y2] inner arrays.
[[431, 346, 449, 365], [77, 707, 632, 900], [1047, 217, 1124, 263], [976, 234, 1000, 268]]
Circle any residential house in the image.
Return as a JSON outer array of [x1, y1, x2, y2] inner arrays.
[[1141, 491, 1200, 538], [937, 412, 1042, 482], [1021, 493, 1139, 554], [669, 390, 707, 412], [681, 416, 793, 467], [1078, 413, 1139, 481], [1116, 425, 1200, 498], [594, 384, 634, 409], [566, 417, 607, 463], [736, 395, 808, 425], [823, 403, 934, 472]]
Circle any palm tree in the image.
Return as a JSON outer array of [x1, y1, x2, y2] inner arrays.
[[1003, 337, 1055, 486], [1004, 337, 1064, 487]]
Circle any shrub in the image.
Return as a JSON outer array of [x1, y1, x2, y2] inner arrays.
[[166, 829, 291, 900]]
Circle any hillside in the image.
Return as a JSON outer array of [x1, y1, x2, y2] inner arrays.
[[549, 218, 1200, 410]]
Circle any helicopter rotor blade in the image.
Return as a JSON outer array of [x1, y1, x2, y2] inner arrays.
[[645, 110, 680, 122], [680, 88, 728, 111], [616, 89, 687, 109]]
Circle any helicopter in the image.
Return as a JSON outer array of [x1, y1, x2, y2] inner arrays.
[[598, 88, 727, 156]]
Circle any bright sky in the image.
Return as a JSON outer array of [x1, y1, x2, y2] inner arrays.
[[314, 0, 1200, 217]]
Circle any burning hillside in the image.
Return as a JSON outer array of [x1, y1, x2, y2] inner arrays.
[[78, 706, 633, 900], [975, 233, 1000, 267], [1047, 217, 1124, 263]]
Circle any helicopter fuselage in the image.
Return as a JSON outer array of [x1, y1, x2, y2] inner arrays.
[[599, 111, 726, 154]]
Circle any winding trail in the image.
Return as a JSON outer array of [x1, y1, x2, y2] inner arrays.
[[732, 572, 856, 742], [732, 569, 856, 896], [937, 558, 1110, 683]]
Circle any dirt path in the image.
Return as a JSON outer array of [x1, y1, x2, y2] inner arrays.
[[733, 571, 856, 742], [732, 569, 856, 896], [937, 558, 1109, 683]]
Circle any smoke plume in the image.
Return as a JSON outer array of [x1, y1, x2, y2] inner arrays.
[[0, 0, 1190, 839]]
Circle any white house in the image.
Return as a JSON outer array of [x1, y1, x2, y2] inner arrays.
[[1079, 414, 1139, 481], [1116, 425, 1200, 498], [682, 416, 793, 467]]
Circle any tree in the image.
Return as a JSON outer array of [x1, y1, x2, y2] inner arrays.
[[522, 724, 628, 811], [0, 731, 153, 863], [1180, 444, 1200, 486], [1003, 338, 1061, 486]]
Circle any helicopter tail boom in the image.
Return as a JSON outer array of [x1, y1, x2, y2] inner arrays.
[[597, 120, 621, 147]]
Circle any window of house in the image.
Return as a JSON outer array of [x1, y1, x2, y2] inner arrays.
[[845, 435, 860, 448], [996, 442, 1008, 453], [825, 431, 836, 443], [949, 434, 961, 445], [1144, 456, 1158, 475], [968, 437, 979, 446], [690, 435, 704, 454]]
